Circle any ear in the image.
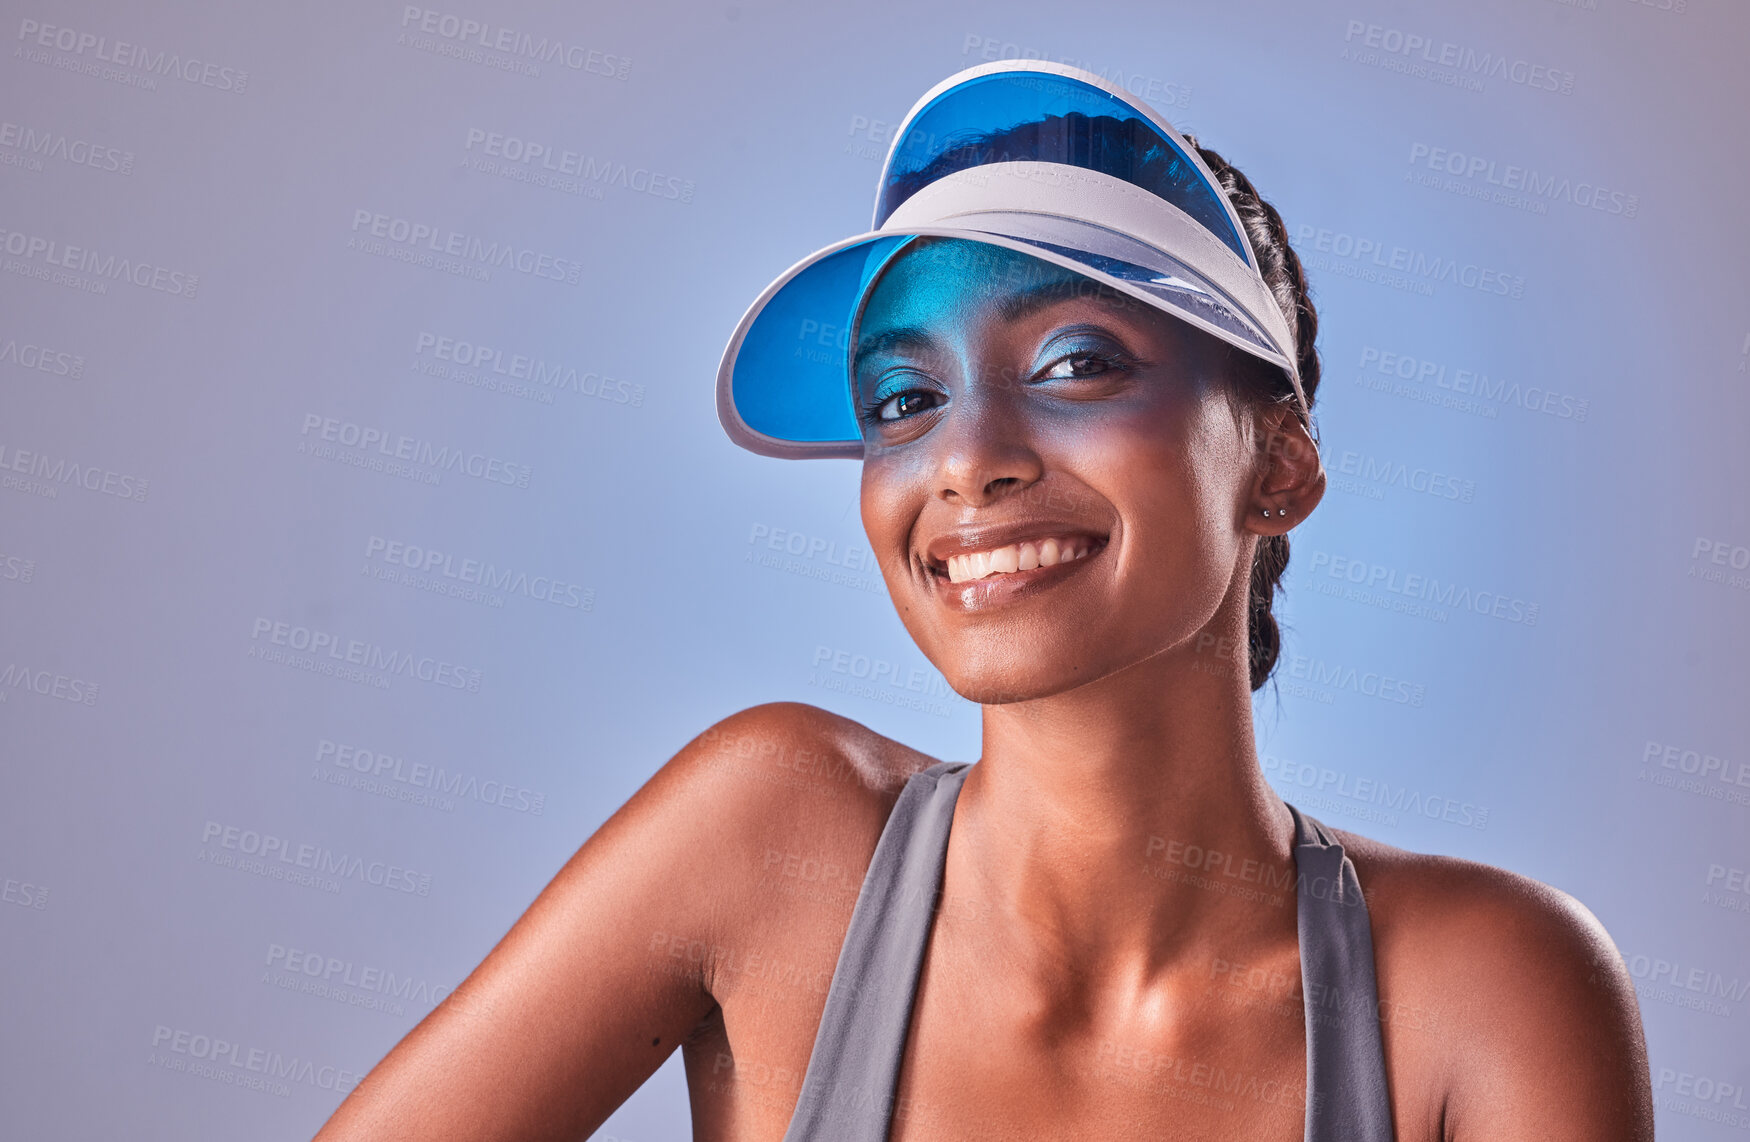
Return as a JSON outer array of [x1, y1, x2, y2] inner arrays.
[[1245, 403, 1324, 537]]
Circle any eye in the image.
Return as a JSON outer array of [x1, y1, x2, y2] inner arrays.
[[1037, 350, 1122, 381], [859, 378, 944, 424]]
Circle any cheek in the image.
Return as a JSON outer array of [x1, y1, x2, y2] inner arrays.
[[1076, 406, 1200, 516], [859, 458, 914, 576], [1091, 409, 1247, 600]]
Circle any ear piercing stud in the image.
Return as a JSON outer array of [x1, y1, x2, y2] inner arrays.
[[1262, 507, 1286, 519]]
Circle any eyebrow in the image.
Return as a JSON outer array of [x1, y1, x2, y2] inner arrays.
[[995, 275, 1120, 323], [851, 326, 938, 375], [852, 276, 1125, 375]]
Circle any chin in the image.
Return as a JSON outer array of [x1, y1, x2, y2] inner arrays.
[[930, 648, 1105, 707]]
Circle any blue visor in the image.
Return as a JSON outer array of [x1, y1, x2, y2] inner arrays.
[[717, 62, 1301, 460], [874, 69, 1249, 265], [728, 236, 913, 446]]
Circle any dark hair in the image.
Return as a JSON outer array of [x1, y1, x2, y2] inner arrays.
[[888, 114, 1321, 690], [1181, 135, 1322, 692]]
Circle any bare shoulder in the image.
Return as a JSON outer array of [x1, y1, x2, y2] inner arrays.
[[660, 701, 946, 973], [1329, 825, 1636, 1011], [669, 699, 944, 852], [678, 699, 943, 804], [1325, 825, 1653, 1142]]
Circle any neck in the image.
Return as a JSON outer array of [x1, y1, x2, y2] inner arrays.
[[953, 629, 1297, 981]]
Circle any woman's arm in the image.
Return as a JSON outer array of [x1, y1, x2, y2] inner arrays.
[[311, 704, 816, 1142]]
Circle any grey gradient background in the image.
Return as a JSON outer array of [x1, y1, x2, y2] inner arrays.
[[1, 0, 1746, 1138]]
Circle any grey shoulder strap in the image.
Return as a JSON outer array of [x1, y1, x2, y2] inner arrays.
[[777, 772, 1393, 1142], [1288, 803, 1397, 1142], [780, 759, 971, 1142]]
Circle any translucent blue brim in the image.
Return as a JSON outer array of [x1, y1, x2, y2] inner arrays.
[[722, 236, 913, 454], [874, 68, 1249, 265]]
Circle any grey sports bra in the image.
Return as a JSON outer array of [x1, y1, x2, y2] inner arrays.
[[779, 760, 1395, 1142]]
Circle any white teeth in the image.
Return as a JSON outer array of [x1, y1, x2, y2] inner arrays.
[[942, 536, 1099, 583]]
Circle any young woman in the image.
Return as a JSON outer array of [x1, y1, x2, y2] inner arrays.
[[316, 61, 1651, 1142]]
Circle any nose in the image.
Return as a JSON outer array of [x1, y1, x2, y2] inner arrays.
[[930, 374, 1044, 508]]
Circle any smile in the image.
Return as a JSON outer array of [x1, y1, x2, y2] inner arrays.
[[943, 535, 1102, 584]]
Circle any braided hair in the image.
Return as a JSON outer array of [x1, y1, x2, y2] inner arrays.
[[1181, 137, 1322, 691], [886, 117, 1322, 690]]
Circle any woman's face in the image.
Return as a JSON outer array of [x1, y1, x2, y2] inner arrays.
[[854, 238, 1303, 704]]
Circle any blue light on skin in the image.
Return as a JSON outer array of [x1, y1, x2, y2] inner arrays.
[[849, 235, 1326, 716]]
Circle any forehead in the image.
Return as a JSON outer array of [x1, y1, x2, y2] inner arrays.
[[856, 237, 1145, 334]]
